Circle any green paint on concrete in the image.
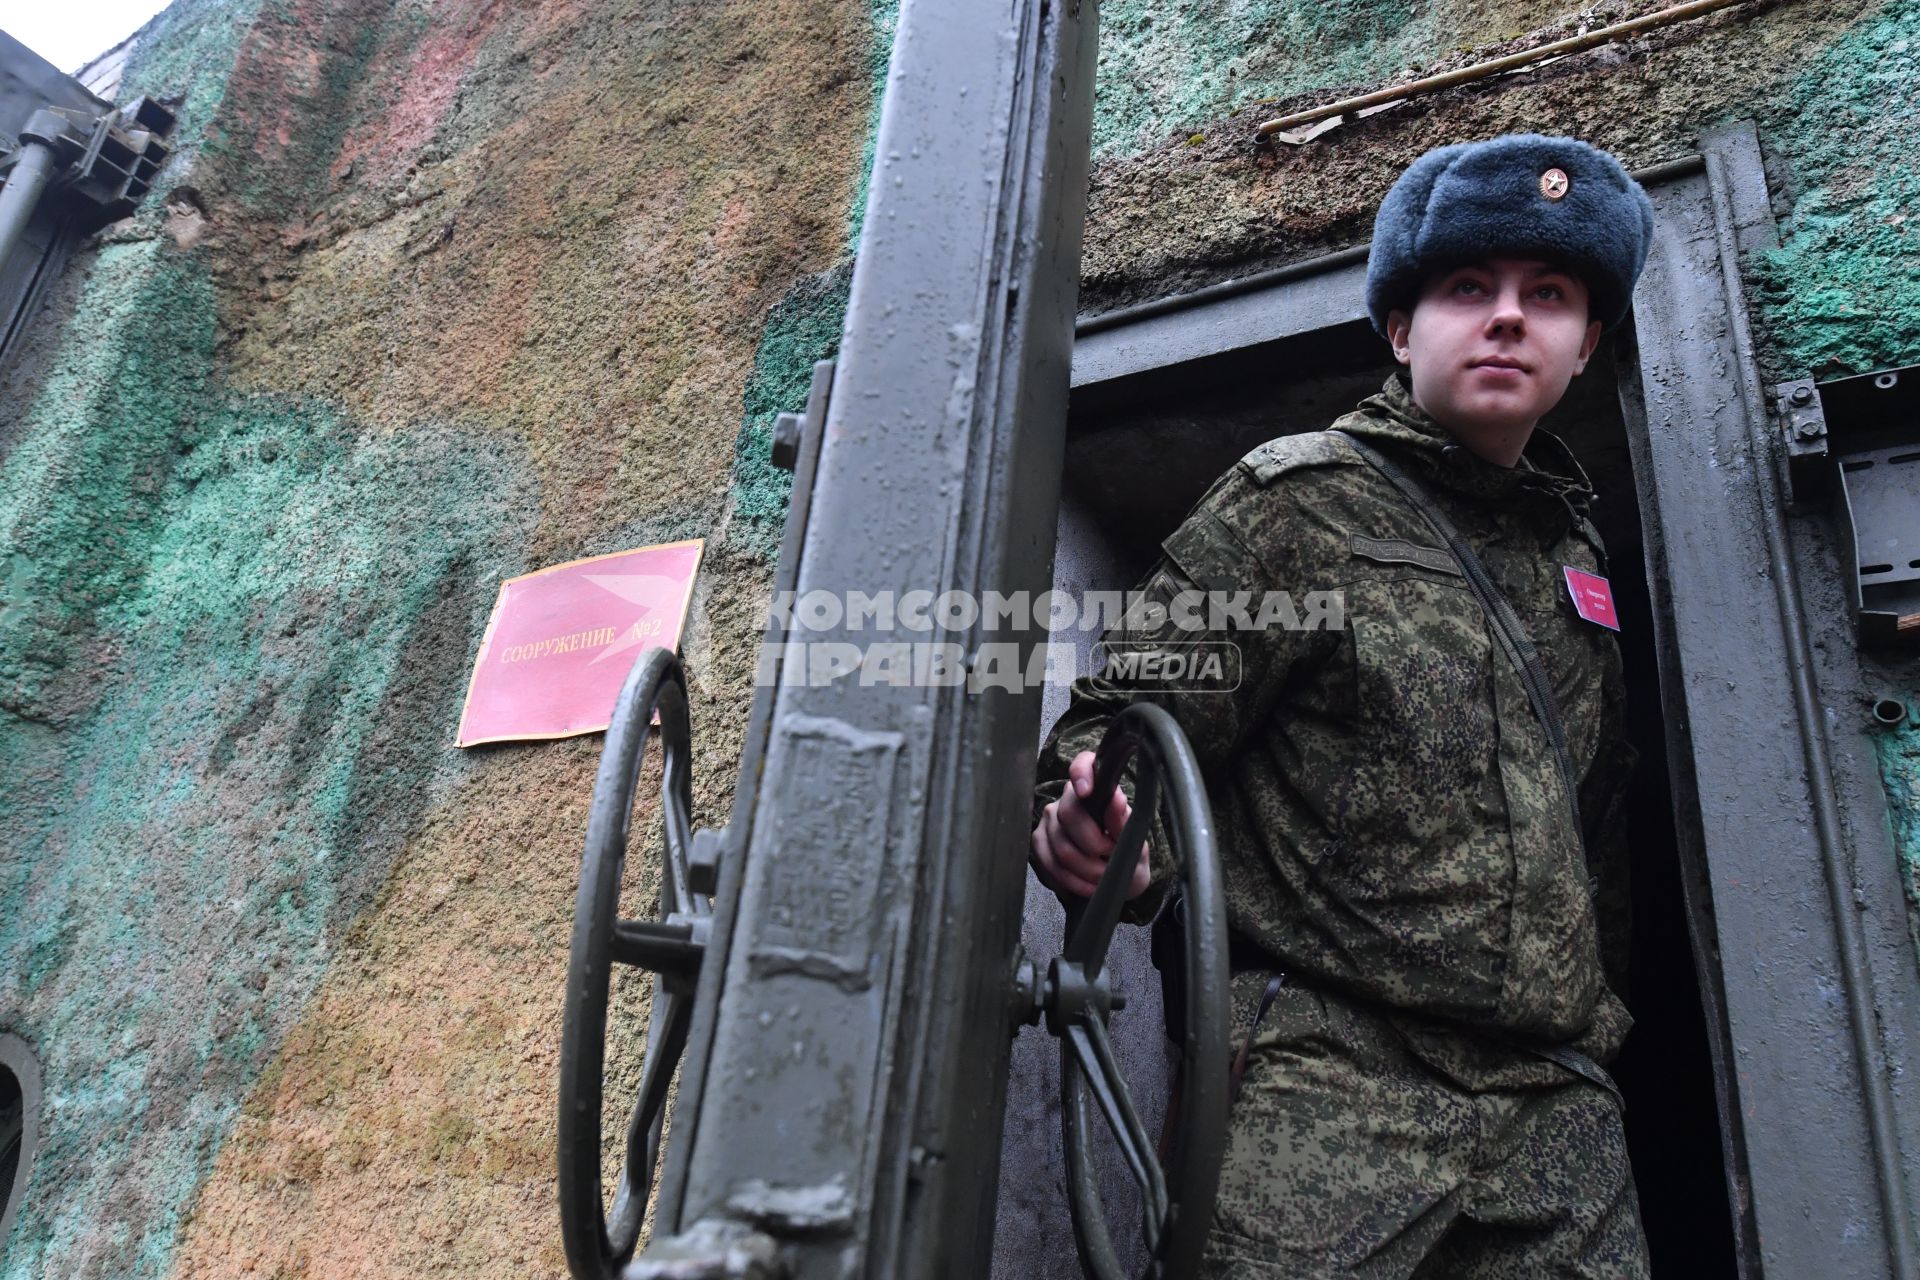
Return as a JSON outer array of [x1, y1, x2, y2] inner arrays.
[[725, 262, 855, 558], [0, 235, 540, 1276], [0, 390, 538, 1276], [1747, 0, 1920, 378], [0, 245, 215, 723], [0, 0, 269, 717], [1093, 0, 1419, 159]]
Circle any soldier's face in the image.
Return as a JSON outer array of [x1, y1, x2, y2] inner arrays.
[[1386, 258, 1604, 456]]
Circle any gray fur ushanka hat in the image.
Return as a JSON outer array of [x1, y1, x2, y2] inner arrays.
[[1364, 133, 1654, 336]]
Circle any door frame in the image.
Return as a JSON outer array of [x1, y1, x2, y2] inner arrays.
[[1065, 121, 1920, 1280]]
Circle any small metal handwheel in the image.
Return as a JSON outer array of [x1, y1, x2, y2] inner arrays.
[[558, 647, 710, 1280], [1042, 702, 1231, 1280]]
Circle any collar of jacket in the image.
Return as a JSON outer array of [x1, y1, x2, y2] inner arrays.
[[1329, 373, 1598, 521]]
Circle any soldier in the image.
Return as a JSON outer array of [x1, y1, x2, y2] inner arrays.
[[1030, 134, 1654, 1277]]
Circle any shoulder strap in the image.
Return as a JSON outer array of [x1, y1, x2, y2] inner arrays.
[[1238, 429, 1356, 487], [1328, 430, 1594, 885]]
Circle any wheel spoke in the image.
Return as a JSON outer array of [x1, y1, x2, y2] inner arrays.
[[608, 920, 703, 976], [623, 983, 695, 1204], [664, 816, 693, 917], [1066, 1018, 1169, 1255], [1062, 1047, 1132, 1280], [661, 747, 698, 917]]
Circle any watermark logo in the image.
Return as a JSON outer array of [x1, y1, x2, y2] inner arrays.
[[749, 587, 1340, 690], [1093, 640, 1241, 692], [759, 587, 1343, 636]]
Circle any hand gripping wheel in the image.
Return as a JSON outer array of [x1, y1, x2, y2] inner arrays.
[[1025, 702, 1231, 1280], [558, 647, 709, 1279]]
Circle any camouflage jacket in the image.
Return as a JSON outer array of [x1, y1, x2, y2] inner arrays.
[[1036, 374, 1636, 1088]]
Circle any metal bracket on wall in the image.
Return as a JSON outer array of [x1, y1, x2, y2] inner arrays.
[[1, 81, 178, 371], [4, 97, 175, 229], [1773, 377, 1828, 504], [1772, 366, 1920, 647], [770, 359, 834, 473]]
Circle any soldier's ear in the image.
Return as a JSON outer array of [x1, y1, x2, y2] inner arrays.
[[1571, 318, 1603, 375], [1386, 309, 1413, 365]]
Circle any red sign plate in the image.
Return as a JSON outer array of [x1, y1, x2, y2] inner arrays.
[[1562, 565, 1620, 631], [456, 540, 704, 747]]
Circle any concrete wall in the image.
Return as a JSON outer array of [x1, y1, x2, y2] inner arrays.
[[0, 0, 1915, 1276]]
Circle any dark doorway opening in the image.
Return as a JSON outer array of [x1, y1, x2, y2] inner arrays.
[[1, 1055, 23, 1250], [1058, 321, 1737, 1277], [0, 1063, 19, 1209], [0, 1034, 40, 1254]]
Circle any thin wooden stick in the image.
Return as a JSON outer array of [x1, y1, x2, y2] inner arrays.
[[1256, 0, 1758, 138]]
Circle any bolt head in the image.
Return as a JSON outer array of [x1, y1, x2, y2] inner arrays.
[[688, 827, 724, 897], [1789, 385, 1814, 406], [770, 412, 803, 471]]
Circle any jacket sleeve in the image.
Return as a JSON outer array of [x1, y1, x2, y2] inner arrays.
[[1032, 467, 1325, 923]]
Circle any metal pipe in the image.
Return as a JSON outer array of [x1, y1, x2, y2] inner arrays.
[[1256, 0, 1757, 138], [0, 137, 58, 272], [1702, 148, 1920, 1277]]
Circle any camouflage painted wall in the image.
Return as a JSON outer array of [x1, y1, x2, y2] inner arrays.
[[0, 0, 1915, 1276], [0, 0, 876, 1274]]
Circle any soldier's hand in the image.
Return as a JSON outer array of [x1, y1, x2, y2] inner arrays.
[[1030, 750, 1151, 899]]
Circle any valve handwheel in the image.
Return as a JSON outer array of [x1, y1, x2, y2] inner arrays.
[[558, 647, 709, 1280], [1043, 702, 1230, 1280]]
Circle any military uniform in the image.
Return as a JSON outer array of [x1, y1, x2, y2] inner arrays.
[[1034, 373, 1648, 1276]]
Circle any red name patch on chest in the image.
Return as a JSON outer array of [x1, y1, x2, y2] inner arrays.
[[1562, 566, 1620, 631]]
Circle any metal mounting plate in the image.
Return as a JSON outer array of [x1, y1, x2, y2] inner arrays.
[[1773, 365, 1920, 647], [1824, 367, 1920, 647]]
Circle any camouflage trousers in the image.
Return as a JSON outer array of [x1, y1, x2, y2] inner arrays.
[[1201, 974, 1650, 1279]]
